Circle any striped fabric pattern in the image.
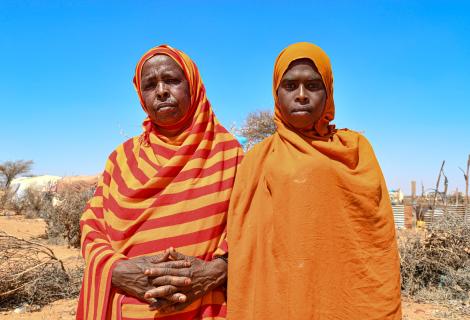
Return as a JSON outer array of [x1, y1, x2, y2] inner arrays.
[[76, 45, 243, 320]]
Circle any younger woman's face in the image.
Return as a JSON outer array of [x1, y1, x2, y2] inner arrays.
[[277, 59, 326, 131]]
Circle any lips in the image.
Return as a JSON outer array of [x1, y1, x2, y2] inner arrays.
[[291, 106, 313, 113], [156, 103, 177, 111]]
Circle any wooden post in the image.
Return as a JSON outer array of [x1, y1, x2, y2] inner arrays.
[[460, 155, 470, 223], [465, 155, 469, 223], [443, 174, 448, 210], [411, 181, 416, 229], [432, 160, 445, 223]]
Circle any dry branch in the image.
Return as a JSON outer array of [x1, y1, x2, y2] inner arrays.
[[0, 232, 82, 310], [399, 212, 470, 308]]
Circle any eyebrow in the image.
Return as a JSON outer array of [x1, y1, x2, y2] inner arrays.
[[281, 75, 323, 81], [141, 70, 182, 82]]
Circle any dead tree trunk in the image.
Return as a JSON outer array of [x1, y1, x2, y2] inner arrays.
[[465, 155, 469, 223], [431, 160, 445, 224]]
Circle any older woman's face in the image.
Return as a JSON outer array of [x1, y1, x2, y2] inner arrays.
[[277, 59, 326, 131], [140, 55, 191, 127]]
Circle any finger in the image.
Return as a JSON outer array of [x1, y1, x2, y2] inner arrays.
[[144, 285, 178, 299], [152, 260, 191, 269], [165, 293, 187, 303], [145, 267, 192, 278], [151, 275, 191, 287], [168, 249, 188, 261], [148, 299, 175, 311], [149, 251, 170, 264]]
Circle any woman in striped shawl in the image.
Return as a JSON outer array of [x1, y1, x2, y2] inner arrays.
[[77, 45, 242, 320]]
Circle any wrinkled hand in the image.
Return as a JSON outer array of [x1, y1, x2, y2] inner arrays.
[[145, 249, 227, 313], [111, 251, 190, 304]]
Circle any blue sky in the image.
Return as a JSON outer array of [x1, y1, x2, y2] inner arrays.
[[1, 0, 469, 194]]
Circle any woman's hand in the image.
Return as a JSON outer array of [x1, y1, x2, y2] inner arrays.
[[111, 251, 191, 303], [144, 249, 227, 312]]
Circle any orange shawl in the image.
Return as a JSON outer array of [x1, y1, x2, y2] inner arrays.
[[77, 45, 242, 320], [227, 42, 401, 319]]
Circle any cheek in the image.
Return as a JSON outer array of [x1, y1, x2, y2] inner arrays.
[[277, 91, 293, 113], [141, 92, 155, 111], [174, 87, 191, 111], [311, 91, 326, 110]]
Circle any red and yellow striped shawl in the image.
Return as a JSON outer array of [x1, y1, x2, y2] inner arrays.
[[77, 45, 243, 320]]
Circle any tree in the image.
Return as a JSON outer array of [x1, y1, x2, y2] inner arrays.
[[0, 160, 34, 188], [239, 110, 276, 150]]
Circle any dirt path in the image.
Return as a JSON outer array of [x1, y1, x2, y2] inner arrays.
[[0, 299, 77, 320]]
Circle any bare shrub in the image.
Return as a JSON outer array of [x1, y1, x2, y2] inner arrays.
[[239, 110, 276, 150], [0, 232, 82, 310], [20, 188, 54, 219], [0, 188, 22, 215], [0, 160, 33, 188], [0, 160, 34, 215], [45, 184, 95, 248], [399, 212, 470, 306]]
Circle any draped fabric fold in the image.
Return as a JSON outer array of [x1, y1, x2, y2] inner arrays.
[[227, 42, 401, 320], [77, 45, 242, 320]]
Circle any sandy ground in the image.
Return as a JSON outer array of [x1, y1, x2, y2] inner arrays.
[[0, 299, 77, 320], [0, 215, 82, 266], [1, 215, 469, 319]]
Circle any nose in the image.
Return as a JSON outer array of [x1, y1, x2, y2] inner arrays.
[[156, 82, 170, 100], [295, 84, 309, 104]]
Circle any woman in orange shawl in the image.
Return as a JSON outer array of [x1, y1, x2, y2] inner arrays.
[[77, 45, 242, 319], [227, 42, 402, 319]]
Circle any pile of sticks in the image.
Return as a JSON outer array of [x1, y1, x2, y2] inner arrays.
[[399, 212, 470, 303], [0, 232, 81, 310]]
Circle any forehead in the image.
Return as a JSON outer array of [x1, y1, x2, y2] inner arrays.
[[282, 58, 321, 79], [141, 54, 185, 77]]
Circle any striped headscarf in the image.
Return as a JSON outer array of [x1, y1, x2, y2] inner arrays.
[[77, 45, 242, 319]]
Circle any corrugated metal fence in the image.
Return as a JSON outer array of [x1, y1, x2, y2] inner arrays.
[[393, 204, 469, 228], [423, 205, 469, 226], [392, 205, 405, 228]]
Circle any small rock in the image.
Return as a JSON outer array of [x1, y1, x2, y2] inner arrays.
[[14, 306, 26, 314]]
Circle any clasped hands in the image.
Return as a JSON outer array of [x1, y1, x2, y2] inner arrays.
[[111, 248, 227, 313]]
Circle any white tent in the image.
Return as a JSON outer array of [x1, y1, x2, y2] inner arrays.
[[10, 175, 62, 198]]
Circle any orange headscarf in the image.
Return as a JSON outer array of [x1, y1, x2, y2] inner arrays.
[[273, 42, 335, 138], [227, 42, 402, 319], [77, 45, 242, 319]]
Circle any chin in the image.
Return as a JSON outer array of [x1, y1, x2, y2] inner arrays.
[[287, 117, 314, 130], [152, 112, 183, 126]]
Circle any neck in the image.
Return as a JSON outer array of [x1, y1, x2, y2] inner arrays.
[[157, 118, 192, 137]]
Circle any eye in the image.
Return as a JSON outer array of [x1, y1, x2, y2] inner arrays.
[[165, 78, 181, 85], [142, 82, 155, 91], [283, 81, 297, 91], [306, 81, 323, 91]]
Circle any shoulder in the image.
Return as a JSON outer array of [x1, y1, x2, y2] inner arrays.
[[244, 135, 275, 161], [334, 128, 374, 149], [235, 135, 274, 176], [102, 136, 141, 169]]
